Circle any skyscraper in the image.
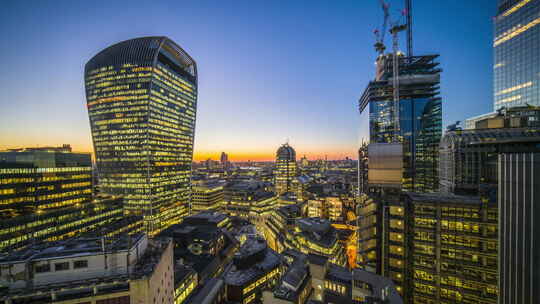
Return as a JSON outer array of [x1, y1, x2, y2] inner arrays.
[[359, 54, 442, 192], [494, 0, 540, 110], [220, 152, 228, 164], [274, 143, 297, 194], [85, 37, 197, 235]]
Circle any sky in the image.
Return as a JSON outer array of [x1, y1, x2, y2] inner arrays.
[[0, 0, 496, 162]]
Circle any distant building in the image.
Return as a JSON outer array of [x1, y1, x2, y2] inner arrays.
[[275, 143, 298, 194], [85, 37, 197, 235], [0, 145, 127, 250], [224, 237, 283, 304], [499, 153, 540, 304], [464, 112, 498, 129], [300, 155, 309, 168], [326, 197, 343, 222], [220, 152, 231, 170], [0, 234, 175, 304], [220, 152, 228, 164], [494, 0, 540, 110], [307, 199, 326, 218]]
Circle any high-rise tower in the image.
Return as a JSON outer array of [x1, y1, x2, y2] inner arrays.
[[274, 143, 297, 194], [494, 0, 540, 110], [85, 37, 197, 235], [359, 54, 442, 193]]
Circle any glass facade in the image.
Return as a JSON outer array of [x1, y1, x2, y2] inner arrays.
[[494, 0, 540, 110], [359, 54, 442, 193], [85, 37, 197, 235]]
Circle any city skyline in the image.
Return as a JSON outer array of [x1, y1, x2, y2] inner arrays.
[[0, 0, 495, 161]]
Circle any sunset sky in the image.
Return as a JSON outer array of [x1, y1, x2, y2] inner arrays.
[[0, 1, 495, 162]]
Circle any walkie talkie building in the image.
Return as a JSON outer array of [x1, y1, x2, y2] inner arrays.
[[85, 37, 197, 235]]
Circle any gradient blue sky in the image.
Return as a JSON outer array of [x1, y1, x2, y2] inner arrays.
[[0, 0, 496, 161]]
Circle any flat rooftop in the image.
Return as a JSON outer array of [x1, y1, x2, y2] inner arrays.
[[0, 234, 145, 264], [404, 192, 482, 205]]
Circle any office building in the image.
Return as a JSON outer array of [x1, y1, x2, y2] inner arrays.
[[439, 115, 540, 195], [224, 237, 283, 304], [358, 54, 442, 193], [324, 265, 403, 304], [0, 145, 129, 250], [307, 199, 326, 218], [356, 194, 381, 273], [85, 36, 197, 235], [275, 143, 298, 194], [174, 264, 198, 304], [263, 252, 313, 304], [464, 112, 498, 130], [380, 192, 498, 303], [157, 211, 237, 285], [0, 234, 175, 304], [287, 218, 347, 266], [191, 180, 225, 213], [224, 182, 278, 231], [494, 0, 540, 110], [499, 153, 540, 304], [220, 152, 230, 170], [265, 204, 304, 253]]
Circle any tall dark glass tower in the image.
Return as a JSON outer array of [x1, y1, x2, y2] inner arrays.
[[85, 37, 197, 235], [494, 0, 540, 110], [359, 54, 442, 193]]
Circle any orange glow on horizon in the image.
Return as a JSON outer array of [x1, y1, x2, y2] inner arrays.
[[1, 143, 354, 162]]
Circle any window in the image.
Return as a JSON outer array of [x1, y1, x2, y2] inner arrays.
[[35, 264, 51, 273], [74, 260, 88, 269], [55, 262, 70, 271]]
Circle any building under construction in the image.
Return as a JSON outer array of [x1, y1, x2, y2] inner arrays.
[[358, 53, 442, 194]]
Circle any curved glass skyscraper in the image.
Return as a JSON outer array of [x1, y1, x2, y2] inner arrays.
[[85, 37, 197, 235]]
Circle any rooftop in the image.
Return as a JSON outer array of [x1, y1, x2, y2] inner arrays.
[[0, 234, 145, 264], [224, 238, 281, 286], [296, 218, 337, 248], [273, 256, 310, 301], [404, 192, 482, 205]]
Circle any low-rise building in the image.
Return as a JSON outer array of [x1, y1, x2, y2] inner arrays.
[[224, 237, 283, 304], [287, 218, 346, 267], [263, 252, 312, 304], [0, 234, 174, 304], [157, 211, 237, 285], [191, 181, 225, 213]]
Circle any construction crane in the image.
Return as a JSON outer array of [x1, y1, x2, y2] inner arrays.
[[390, 14, 407, 142], [406, 0, 412, 56], [372, 0, 411, 141], [373, 0, 390, 55]]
